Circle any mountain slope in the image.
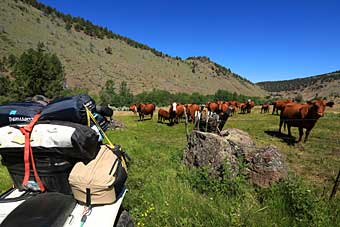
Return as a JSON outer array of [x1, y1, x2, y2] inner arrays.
[[0, 0, 267, 96], [256, 71, 340, 101]]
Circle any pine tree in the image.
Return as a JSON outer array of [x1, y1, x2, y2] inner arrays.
[[12, 43, 65, 99]]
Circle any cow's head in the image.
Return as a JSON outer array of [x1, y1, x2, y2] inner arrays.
[[129, 104, 137, 113], [172, 102, 177, 112], [136, 103, 144, 112], [307, 100, 334, 117]]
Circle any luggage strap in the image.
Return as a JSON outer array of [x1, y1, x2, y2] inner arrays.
[[19, 114, 45, 192], [85, 107, 128, 171]]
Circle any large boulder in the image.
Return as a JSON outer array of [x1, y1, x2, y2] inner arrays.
[[247, 145, 287, 187], [184, 129, 287, 187], [184, 130, 239, 176]]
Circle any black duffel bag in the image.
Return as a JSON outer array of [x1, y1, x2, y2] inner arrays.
[[0, 120, 100, 163], [39, 94, 96, 125], [0, 101, 45, 127]]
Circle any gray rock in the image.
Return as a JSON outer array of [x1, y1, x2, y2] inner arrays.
[[184, 128, 287, 187], [247, 145, 287, 187]]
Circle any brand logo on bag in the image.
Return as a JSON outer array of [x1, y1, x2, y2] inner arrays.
[[9, 110, 17, 115], [8, 117, 33, 122]]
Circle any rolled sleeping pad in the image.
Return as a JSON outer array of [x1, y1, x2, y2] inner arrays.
[[95, 106, 113, 117], [39, 94, 96, 125]]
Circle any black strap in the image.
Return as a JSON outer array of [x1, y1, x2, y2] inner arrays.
[[86, 188, 91, 206]]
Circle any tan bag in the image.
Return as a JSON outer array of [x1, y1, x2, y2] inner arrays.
[[68, 145, 127, 205]]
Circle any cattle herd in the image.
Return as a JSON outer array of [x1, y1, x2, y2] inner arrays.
[[128, 98, 334, 143]]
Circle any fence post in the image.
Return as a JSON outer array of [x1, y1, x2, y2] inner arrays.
[[330, 168, 340, 200]]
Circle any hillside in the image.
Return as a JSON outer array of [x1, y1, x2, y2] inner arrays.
[[256, 71, 340, 101], [0, 0, 267, 97]]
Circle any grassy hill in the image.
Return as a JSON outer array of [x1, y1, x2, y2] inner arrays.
[[256, 71, 340, 101], [0, 0, 267, 97]]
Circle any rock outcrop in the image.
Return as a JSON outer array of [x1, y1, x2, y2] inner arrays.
[[184, 129, 287, 187]]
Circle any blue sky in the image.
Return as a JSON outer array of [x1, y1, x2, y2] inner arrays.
[[39, 0, 340, 82]]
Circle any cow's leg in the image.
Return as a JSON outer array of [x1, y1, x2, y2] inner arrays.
[[298, 127, 304, 142], [304, 129, 311, 143], [151, 112, 153, 120], [272, 107, 275, 115], [279, 120, 283, 133], [287, 125, 292, 137]]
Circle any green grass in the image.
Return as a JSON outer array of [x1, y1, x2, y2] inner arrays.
[[0, 109, 339, 226], [107, 109, 340, 227]]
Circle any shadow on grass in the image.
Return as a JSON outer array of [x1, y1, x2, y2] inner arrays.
[[137, 118, 153, 122], [264, 130, 297, 146]]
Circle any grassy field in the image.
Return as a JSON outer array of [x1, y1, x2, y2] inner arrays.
[[0, 106, 339, 226], [111, 107, 340, 226]]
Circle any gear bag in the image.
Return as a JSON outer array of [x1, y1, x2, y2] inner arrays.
[[0, 120, 100, 163], [0, 101, 45, 127], [39, 94, 96, 125], [68, 145, 127, 205]]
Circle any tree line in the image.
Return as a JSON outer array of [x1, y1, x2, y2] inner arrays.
[[256, 71, 340, 92], [99, 82, 266, 107]]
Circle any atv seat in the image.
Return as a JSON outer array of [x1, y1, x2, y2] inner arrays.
[[1, 192, 76, 227]]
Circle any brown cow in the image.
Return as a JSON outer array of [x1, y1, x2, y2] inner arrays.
[[272, 100, 291, 115], [229, 101, 239, 116], [206, 101, 219, 113], [136, 103, 156, 121], [169, 102, 185, 125], [239, 103, 247, 114], [129, 104, 137, 114], [279, 99, 334, 142], [217, 101, 229, 113], [261, 104, 270, 113], [185, 103, 200, 122], [158, 109, 170, 123], [246, 100, 255, 113]]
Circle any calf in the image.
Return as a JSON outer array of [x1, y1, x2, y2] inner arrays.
[[279, 99, 334, 142], [239, 103, 247, 114], [158, 109, 170, 123], [261, 104, 270, 113]]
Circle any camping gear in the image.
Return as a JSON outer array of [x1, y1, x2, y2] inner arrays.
[[0, 120, 100, 193], [39, 94, 96, 125], [0, 121, 100, 163], [0, 101, 45, 127], [1, 148, 74, 193], [0, 94, 133, 226], [92, 112, 109, 132], [95, 106, 113, 118], [68, 145, 127, 205]]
